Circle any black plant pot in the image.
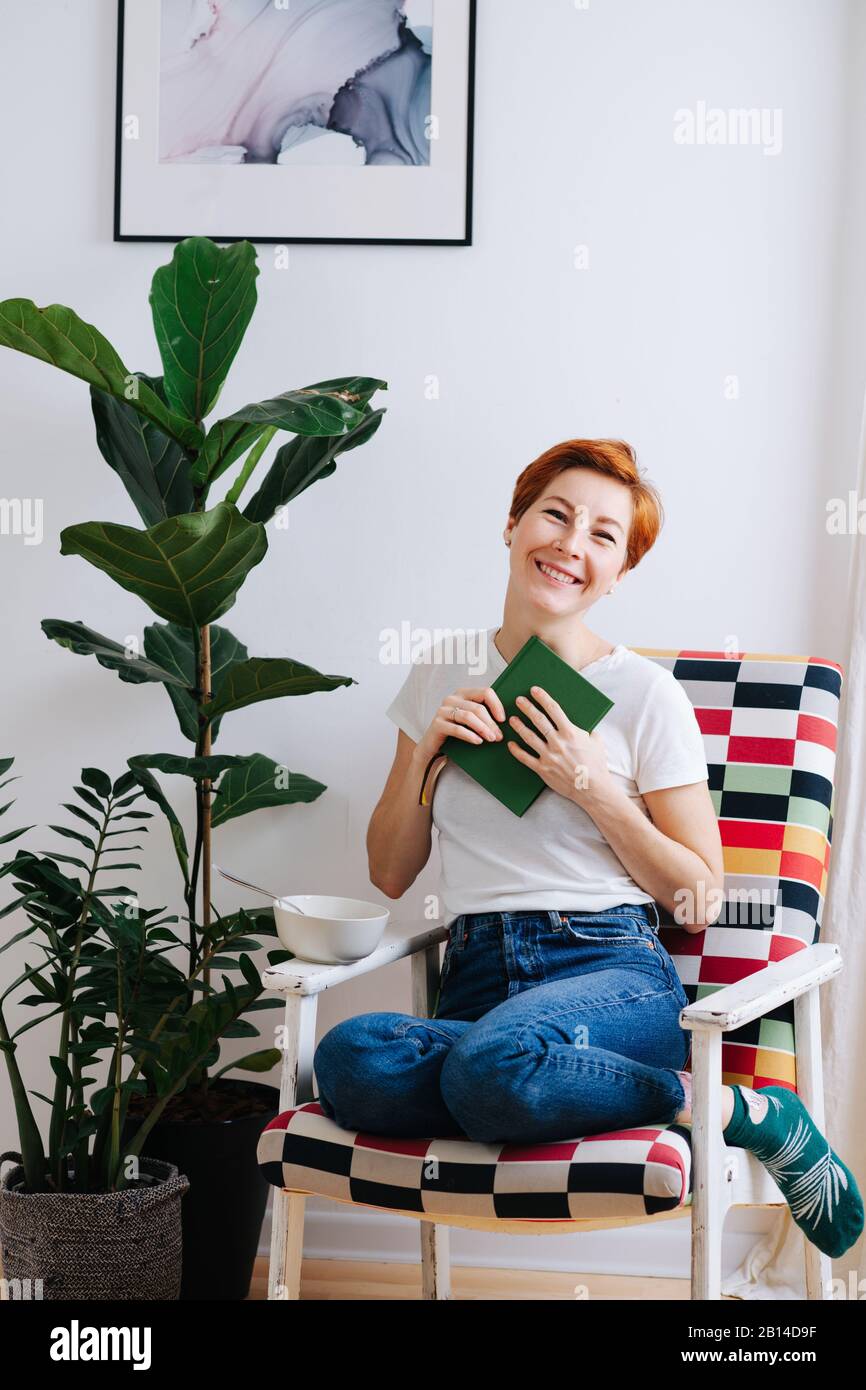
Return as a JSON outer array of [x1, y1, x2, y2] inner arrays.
[[122, 1078, 280, 1301]]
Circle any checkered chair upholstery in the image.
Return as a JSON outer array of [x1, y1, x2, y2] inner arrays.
[[257, 647, 843, 1223], [258, 1104, 694, 1219], [648, 647, 842, 1096]]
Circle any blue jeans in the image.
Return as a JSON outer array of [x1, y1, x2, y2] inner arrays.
[[313, 903, 691, 1144]]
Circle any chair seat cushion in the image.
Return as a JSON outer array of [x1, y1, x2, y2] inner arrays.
[[258, 1103, 694, 1220]]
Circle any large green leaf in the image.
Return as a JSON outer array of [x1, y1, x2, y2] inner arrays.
[[204, 657, 356, 723], [0, 299, 202, 450], [59, 502, 267, 627], [192, 375, 387, 486], [143, 622, 249, 744], [243, 406, 386, 524], [211, 755, 325, 829], [89, 374, 194, 527], [128, 754, 249, 780], [41, 619, 189, 688], [124, 764, 189, 892], [149, 237, 259, 424]]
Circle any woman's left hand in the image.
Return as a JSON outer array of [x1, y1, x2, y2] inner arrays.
[[506, 685, 617, 809]]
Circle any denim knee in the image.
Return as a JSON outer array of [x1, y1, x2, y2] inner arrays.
[[314, 1013, 386, 1087], [439, 1032, 521, 1142], [314, 1013, 423, 1121]]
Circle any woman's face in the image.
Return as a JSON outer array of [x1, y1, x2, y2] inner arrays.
[[504, 467, 633, 616]]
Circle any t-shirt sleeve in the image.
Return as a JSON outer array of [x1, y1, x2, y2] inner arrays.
[[384, 656, 431, 744], [635, 670, 709, 794]]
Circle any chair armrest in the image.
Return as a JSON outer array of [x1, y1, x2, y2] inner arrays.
[[260, 919, 449, 997], [678, 941, 842, 1032]]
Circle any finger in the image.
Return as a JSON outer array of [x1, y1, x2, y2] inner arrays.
[[483, 687, 507, 723], [507, 738, 536, 764], [451, 695, 502, 739], [443, 702, 500, 742], [515, 693, 556, 735], [528, 685, 567, 728], [460, 687, 506, 726], [507, 714, 545, 751], [464, 699, 505, 739], [439, 715, 483, 744]]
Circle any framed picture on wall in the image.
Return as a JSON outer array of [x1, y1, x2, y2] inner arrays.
[[114, 0, 476, 245]]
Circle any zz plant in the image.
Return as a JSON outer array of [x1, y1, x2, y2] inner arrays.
[[0, 237, 387, 1110], [0, 760, 281, 1193]]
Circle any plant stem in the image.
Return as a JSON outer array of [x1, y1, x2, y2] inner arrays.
[[108, 941, 124, 1185], [49, 796, 112, 1190], [121, 921, 256, 1099], [0, 1002, 46, 1191], [185, 622, 204, 968], [197, 623, 212, 1099]]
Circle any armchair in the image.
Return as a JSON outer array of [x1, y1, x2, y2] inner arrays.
[[256, 645, 845, 1301]]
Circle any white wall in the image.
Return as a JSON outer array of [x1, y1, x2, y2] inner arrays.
[[2, 0, 864, 1278]]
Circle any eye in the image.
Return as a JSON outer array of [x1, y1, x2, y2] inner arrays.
[[543, 508, 616, 543]]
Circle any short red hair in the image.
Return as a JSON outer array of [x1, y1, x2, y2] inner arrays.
[[508, 439, 663, 575]]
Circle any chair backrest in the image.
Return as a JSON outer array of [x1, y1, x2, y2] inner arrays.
[[631, 646, 844, 1094]]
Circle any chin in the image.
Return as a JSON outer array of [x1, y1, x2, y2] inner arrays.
[[531, 597, 586, 616]]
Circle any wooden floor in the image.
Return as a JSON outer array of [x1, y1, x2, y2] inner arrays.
[[246, 1256, 740, 1300], [0, 1250, 737, 1300]]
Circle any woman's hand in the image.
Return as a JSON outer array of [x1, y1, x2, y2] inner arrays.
[[414, 685, 508, 807], [506, 685, 617, 809], [416, 685, 508, 764]]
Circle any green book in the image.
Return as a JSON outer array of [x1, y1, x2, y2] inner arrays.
[[439, 634, 615, 817]]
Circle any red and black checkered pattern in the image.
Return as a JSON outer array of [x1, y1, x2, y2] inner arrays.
[[258, 1101, 693, 1218]]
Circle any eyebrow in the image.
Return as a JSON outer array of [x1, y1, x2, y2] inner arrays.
[[543, 497, 625, 534]]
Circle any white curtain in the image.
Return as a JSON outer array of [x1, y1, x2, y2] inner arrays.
[[720, 394, 866, 1300]]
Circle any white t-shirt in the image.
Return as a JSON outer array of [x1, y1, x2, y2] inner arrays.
[[384, 626, 709, 918]]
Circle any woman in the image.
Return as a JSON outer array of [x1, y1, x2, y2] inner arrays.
[[315, 439, 862, 1259]]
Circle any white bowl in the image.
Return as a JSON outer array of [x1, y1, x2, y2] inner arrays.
[[272, 895, 390, 964]]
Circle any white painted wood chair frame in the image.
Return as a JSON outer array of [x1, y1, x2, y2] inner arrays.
[[262, 919, 841, 1301]]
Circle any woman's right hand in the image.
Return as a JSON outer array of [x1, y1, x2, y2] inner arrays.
[[416, 685, 508, 764]]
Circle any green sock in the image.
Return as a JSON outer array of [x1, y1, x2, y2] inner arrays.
[[722, 1084, 863, 1258]]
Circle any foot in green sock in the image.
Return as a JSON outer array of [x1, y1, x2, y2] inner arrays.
[[722, 1084, 864, 1258]]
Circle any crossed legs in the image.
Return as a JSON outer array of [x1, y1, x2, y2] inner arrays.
[[314, 968, 692, 1143]]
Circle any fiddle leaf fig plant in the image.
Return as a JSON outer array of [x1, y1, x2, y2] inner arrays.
[[0, 235, 388, 1111]]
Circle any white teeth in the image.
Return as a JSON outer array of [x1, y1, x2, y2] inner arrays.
[[537, 560, 579, 585]]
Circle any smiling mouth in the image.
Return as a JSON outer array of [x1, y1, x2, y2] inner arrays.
[[535, 559, 582, 586]]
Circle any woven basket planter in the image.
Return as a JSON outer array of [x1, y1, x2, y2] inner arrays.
[[0, 1152, 189, 1301]]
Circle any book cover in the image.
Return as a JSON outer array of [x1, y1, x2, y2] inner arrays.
[[438, 634, 615, 816]]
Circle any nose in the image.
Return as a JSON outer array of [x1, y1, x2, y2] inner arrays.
[[557, 521, 588, 558]]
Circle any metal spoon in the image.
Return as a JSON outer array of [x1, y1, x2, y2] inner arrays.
[[215, 865, 308, 915]]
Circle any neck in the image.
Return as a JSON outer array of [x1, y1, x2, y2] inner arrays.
[[494, 606, 612, 669]]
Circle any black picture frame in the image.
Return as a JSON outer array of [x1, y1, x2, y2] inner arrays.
[[113, 0, 476, 246]]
